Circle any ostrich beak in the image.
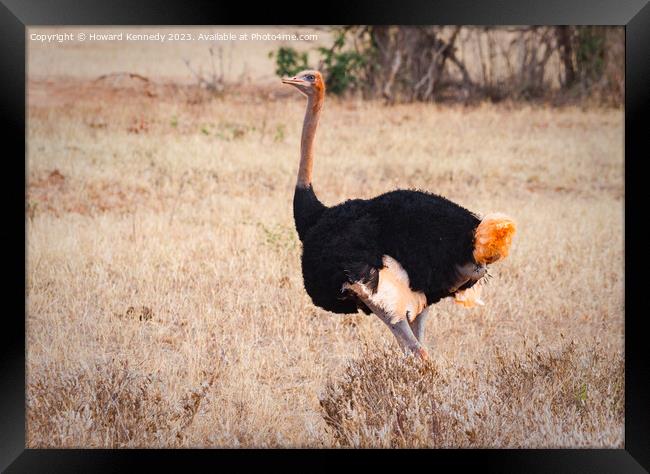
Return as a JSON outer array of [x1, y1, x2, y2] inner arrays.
[[281, 76, 307, 86]]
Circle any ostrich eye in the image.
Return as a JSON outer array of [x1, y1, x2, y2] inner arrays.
[[305, 75, 315, 81]]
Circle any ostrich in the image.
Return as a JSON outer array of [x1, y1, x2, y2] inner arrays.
[[282, 70, 516, 359]]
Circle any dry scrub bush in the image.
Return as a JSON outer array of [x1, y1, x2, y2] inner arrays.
[[27, 359, 215, 448], [320, 342, 623, 448]]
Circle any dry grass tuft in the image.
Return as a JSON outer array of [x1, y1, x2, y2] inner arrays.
[[27, 359, 216, 448], [320, 342, 624, 448]]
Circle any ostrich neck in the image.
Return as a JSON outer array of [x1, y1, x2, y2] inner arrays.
[[297, 92, 324, 188]]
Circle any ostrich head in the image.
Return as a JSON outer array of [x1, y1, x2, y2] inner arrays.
[[281, 70, 325, 97]]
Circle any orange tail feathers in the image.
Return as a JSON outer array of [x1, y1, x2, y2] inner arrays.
[[473, 213, 517, 265]]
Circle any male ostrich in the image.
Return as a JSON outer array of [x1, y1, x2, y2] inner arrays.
[[282, 70, 516, 359]]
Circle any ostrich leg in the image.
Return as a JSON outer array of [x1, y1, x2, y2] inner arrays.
[[370, 305, 428, 359], [344, 282, 428, 359], [409, 306, 433, 343]]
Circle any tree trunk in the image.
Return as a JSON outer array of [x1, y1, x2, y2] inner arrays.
[[556, 26, 576, 88]]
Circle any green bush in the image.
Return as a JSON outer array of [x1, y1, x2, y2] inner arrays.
[[317, 31, 366, 95], [575, 27, 606, 86], [271, 31, 366, 96], [269, 47, 310, 78]]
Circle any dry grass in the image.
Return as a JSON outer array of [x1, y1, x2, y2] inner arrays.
[[26, 36, 624, 448], [320, 344, 623, 448]]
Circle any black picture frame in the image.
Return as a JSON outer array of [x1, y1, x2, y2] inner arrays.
[[3, 0, 647, 471]]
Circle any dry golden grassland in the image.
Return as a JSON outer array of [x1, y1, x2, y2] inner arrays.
[[27, 31, 624, 448]]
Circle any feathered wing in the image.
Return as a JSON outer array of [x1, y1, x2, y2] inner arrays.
[[452, 212, 517, 308]]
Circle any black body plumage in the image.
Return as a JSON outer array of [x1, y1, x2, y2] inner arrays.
[[294, 186, 481, 314], [293, 185, 326, 242]]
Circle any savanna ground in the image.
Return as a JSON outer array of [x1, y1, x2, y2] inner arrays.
[[26, 28, 624, 448]]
